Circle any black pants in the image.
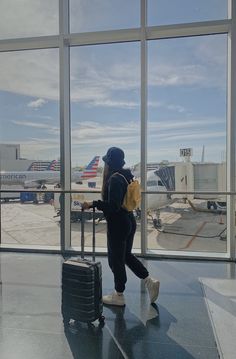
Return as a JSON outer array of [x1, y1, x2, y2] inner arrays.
[[107, 211, 149, 293]]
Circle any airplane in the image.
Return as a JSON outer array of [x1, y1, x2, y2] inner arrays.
[[52, 166, 171, 224], [0, 156, 100, 189], [146, 170, 170, 210]]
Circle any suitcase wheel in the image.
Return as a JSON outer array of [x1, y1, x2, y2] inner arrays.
[[62, 314, 70, 326], [98, 315, 105, 326]]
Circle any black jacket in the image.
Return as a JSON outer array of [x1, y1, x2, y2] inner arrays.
[[93, 168, 133, 218]]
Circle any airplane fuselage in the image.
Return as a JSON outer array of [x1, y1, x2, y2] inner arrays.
[[0, 170, 92, 187], [0, 171, 60, 187], [0, 156, 100, 188]]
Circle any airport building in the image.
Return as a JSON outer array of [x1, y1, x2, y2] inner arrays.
[[0, 143, 56, 171], [0, 2, 235, 359]]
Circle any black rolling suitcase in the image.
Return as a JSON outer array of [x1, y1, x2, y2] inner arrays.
[[62, 207, 104, 326]]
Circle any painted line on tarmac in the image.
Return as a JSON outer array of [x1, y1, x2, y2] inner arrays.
[[180, 221, 207, 250]]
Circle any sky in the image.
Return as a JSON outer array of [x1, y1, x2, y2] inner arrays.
[[0, 0, 228, 167]]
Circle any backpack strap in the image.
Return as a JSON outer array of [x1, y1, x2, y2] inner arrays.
[[112, 172, 130, 185]]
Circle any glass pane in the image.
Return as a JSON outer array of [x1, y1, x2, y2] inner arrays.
[[0, 0, 59, 39], [0, 49, 60, 248], [147, 34, 227, 253], [148, 0, 228, 26], [1, 192, 60, 248], [70, 43, 140, 251], [147, 194, 227, 253], [70, 0, 140, 33]]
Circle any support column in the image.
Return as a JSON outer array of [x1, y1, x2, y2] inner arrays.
[[140, 0, 148, 255], [59, 0, 71, 251], [227, 0, 236, 260]]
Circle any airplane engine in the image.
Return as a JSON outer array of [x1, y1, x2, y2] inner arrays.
[[23, 181, 39, 189]]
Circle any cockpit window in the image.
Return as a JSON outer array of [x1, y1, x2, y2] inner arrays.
[[147, 180, 164, 187], [147, 180, 158, 187]]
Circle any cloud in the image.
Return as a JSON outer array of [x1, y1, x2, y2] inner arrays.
[[88, 99, 139, 109], [70, 59, 139, 107], [0, 50, 59, 100], [148, 116, 225, 130], [12, 120, 51, 129], [0, 0, 58, 38], [149, 130, 225, 142], [20, 138, 60, 160], [0, 1, 227, 109], [4, 116, 225, 163], [27, 98, 47, 109], [195, 36, 227, 67], [0, 38, 226, 109], [149, 63, 209, 87], [10, 115, 225, 157], [70, 120, 139, 149], [32, 115, 53, 120], [167, 104, 186, 113], [69, 115, 225, 149], [11, 120, 59, 136]]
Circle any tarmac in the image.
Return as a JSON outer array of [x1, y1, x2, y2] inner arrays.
[[0, 197, 227, 253]]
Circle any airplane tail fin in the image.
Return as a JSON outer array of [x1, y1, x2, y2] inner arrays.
[[47, 160, 60, 171], [28, 161, 53, 171], [80, 156, 100, 179], [27, 163, 34, 171]]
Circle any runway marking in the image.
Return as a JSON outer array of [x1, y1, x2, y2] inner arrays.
[[180, 221, 207, 250]]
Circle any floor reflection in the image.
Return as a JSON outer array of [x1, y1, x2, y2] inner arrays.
[[104, 304, 196, 359], [64, 321, 105, 359]]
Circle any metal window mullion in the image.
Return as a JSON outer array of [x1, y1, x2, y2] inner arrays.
[[140, 0, 147, 255], [0, 20, 230, 53], [69, 28, 140, 46], [147, 19, 230, 41], [59, 0, 71, 252], [227, 0, 236, 260], [0, 35, 60, 52]]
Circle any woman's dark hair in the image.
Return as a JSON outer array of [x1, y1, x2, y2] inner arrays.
[[101, 163, 110, 200]]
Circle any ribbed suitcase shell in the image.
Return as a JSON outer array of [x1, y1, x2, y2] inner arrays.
[[61, 208, 103, 324], [62, 258, 103, 323]]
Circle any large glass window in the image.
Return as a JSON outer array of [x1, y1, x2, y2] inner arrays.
[[70, 43, 140, 251], [0, 0, 59, 39], [0, 49, 60, 247], [70, 0, 140, 33], [148, 0, 228, 26], [0, 2, 233, 258], [147, 34, 227, 253]]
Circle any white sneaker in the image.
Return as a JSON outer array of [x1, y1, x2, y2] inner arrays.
[[102, 292, 125, 307], [145, 278, 160, 303]]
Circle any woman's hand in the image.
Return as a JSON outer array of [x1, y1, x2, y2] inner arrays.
[[81, 201, 93, 210]]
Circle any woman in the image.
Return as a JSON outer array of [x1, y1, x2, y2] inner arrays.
[[82, 147, 160, 306]]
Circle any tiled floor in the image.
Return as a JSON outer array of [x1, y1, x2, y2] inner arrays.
[[0, 252, 235, 359]]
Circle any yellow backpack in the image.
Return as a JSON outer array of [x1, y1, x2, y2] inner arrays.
[[114, 173, 141, 211]]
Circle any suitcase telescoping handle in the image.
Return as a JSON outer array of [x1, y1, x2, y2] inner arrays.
[[81, 207, 96, 262], [92, 206, 96, 262], [81, 208, 85, 259]]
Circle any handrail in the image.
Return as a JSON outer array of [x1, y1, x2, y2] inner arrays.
[[0, 189, 235, 195]]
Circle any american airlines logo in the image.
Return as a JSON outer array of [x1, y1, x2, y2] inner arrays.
[[0, 174, 27, 180]]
